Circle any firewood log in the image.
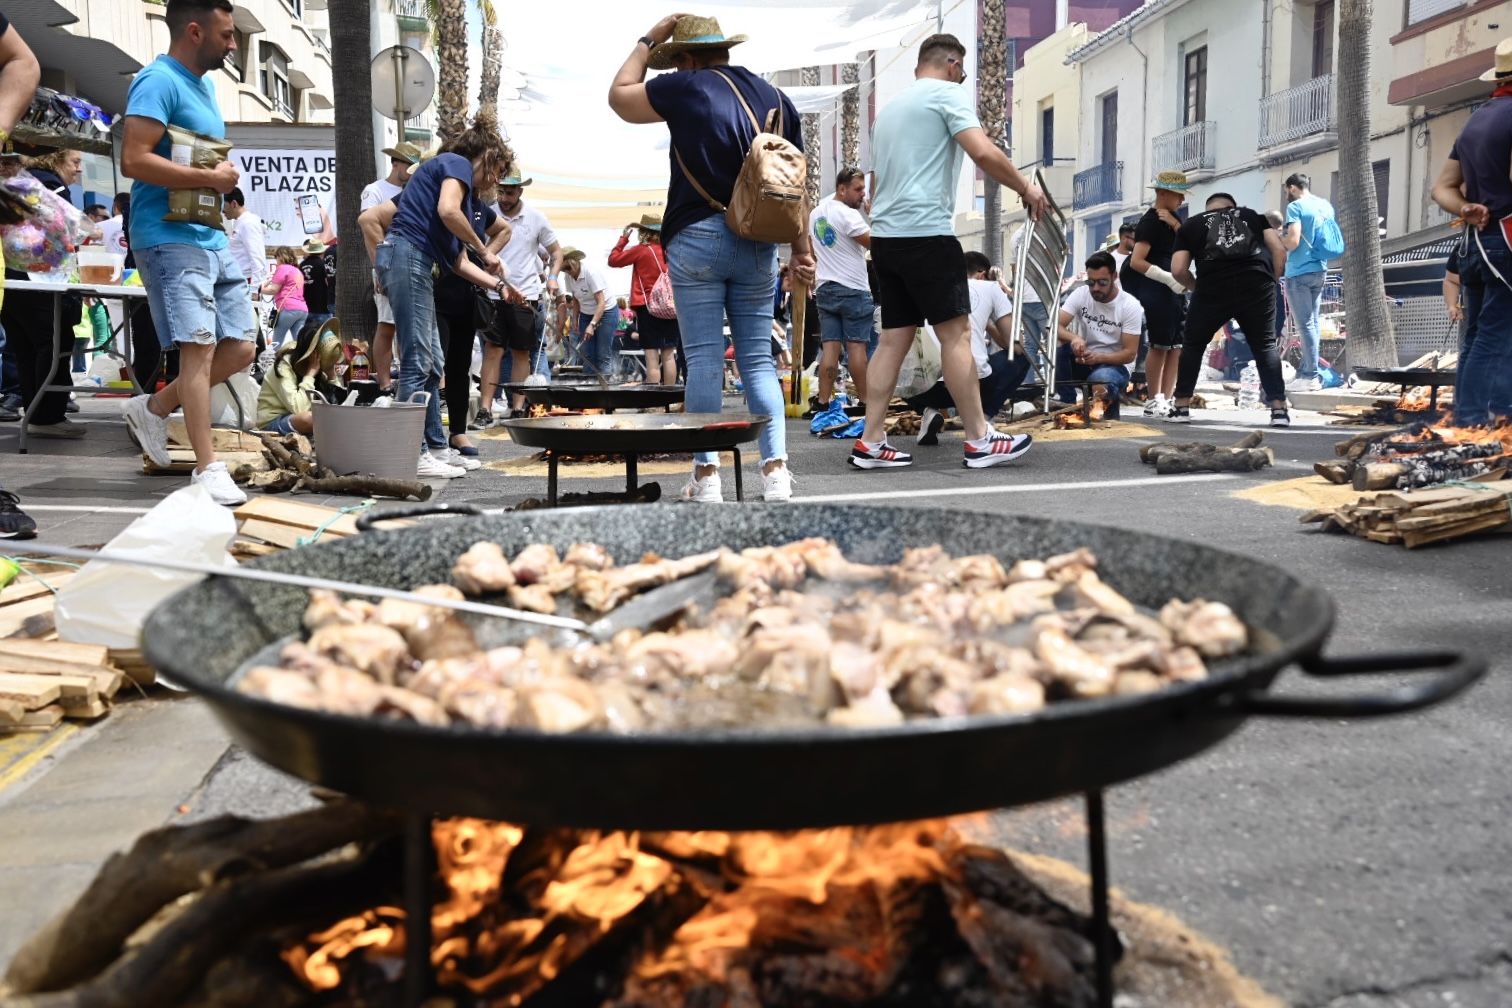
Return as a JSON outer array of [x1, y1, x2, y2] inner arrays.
[[293, 474, 432, 501], [1153, 448, 1273, 475], [1352, 462, 1409, 491], [1314, 461, 1355, 485], [3, 801, 400, 994]]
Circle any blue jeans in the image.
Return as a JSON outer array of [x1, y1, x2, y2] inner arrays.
[[271, 308, 308, 347], [1456, 229, 1512, 426], [1019, 302, 1049, 369], [1284, 270, 1326, 378], [374, 237, 447, 452], [816, 282, 876, 344], [667, 215, 784, 466], [577, 306, 620, 379]]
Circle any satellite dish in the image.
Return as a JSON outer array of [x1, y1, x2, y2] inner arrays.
[[370, 46, 435, 123]]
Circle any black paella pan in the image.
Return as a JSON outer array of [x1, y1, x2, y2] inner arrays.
[[142, 505, 1482, 831]]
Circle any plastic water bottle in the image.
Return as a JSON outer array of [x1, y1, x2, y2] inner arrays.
[[1238, 362, 1261, 409]]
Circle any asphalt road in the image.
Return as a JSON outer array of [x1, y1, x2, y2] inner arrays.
[[1, 398, 1508, 1007]]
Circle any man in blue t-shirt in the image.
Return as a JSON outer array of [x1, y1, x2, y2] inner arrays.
[[1278, 172, 1338, 391], [851, 33, 1046, 473], [1432, 37, 1512, 426], [118, 0, 255, 506]]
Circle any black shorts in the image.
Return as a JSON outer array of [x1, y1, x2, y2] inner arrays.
[[637, 310, 680, 350], [870, 235, 972, 330], [485, 301, 540, 352], [1137, 288, 1186, 349]]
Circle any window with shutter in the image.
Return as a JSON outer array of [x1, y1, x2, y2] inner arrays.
[[1406, 0, 1468, 26]]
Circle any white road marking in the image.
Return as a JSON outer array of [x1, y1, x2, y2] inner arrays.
[[20, 505, 152, 515], [792, 473, 1237, 504]]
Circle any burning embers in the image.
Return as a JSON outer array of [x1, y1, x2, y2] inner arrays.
[[1053, 392, 1110, 430], [283, 819, 1108, 1006], [1322, 418, 1512, 491]]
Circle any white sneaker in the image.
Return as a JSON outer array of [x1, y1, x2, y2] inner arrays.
[[762, 466, 794, 503], [122, 394, 171, 467], [678, 471, 723, 503], [446, 448, 481, 471], [1142, 395, 1169, 417], [417, 451, 466, 479], [191, 461, 248, 506], [916, 407, 945, 447]]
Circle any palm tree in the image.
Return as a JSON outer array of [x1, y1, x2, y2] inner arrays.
[[978, 0, 1008, 268], [432, 0, 469, 142], [840, 62, 860, 170], [476, 0, 502, 122], [328, 0, 377, 342], [800, 65, 822, 210], [1335, 0, 1396, 366]]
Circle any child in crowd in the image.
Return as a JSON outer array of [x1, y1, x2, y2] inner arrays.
[[255, 318, 344, 435]]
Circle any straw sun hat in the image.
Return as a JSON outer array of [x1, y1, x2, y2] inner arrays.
[[647, 16, 747, 71]]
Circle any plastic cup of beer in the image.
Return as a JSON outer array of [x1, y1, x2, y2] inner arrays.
[[77, 248, 125, 286]]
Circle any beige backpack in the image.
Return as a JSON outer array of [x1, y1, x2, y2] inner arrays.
[[674, 70, 807, 245]]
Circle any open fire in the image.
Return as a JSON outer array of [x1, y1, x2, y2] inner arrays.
[[279, 818, 1107, 1006], [1341, 416, 1512, 490], [1053, 393, 1109, 430]]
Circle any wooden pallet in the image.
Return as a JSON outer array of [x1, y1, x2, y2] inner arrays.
[[1301, 481, 1512, 548]]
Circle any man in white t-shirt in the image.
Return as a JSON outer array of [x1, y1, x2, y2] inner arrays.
[[809, 167, 874, 407], [360, 142, 421, 391], [1056, 250, 1144, 418], [222, 187, 267, 289], [905, 250, 1032, 445], [97, 194, 130, 256], [562, 248, 619, 378], [475, 171, 562, 423], [1110, 223, 1136, 274]]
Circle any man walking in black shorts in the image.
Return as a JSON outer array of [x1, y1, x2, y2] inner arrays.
[[1121, 170, 1191, 418], [852, 33, 1046, 470], [1167, 192, 1290, 427]]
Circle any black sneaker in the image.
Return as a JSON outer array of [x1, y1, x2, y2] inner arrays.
[[1166, 406, 1191, 424], [1270, 407, 1291, 428], [0, 490, 37, 539], [916, 407, 945, 446], [849, 438, 913, 469], [469, 409, 494, 430]]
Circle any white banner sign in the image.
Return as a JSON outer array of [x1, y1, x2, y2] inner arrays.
[[229, 147, 336, 243]]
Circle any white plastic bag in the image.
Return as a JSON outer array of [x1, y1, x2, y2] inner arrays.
[[210, 371, 259, 429], [55, 485, 238, 657], [896, 327, 942, 398]]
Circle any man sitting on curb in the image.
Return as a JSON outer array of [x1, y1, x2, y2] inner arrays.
[[906, 251, 1033, 449], [1055, 250, 1143, 420]]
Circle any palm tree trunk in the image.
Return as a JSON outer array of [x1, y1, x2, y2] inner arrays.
[[800, 66, 822, 211], [328, 0, 377, 344], [978, 0, 1008, 267], [435, 0, 469, 142], [1336, 0, 1396, 367], [476, 0, 502, 122], [840, 62, 860, 170]]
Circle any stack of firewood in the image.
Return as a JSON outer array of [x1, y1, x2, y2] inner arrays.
[[233, 432, 432, 501], [1302, 482, 1512, 547], [1318, 430, 1507, 491], [1139, 431, 1273, 474]]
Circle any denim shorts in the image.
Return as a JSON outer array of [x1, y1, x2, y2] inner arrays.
[[816, 281, 876, 344], [264, 414, 297, 435], [135, 243, 257, 352]]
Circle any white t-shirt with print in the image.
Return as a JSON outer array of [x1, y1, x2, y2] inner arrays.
[[360, 178, 403, 212], [570, 264, 608, 312], [1060, 285, 1144, 355], [967, 277, 1013, 379], [810, 196, 870, 293], [496, 201, 558, 301]]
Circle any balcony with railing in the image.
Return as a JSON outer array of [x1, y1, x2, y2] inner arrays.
[[396, 0, 429, 32], [1258, 74, 1337, 163], [1151, 121, 1216, 179], [1072, 161, 1122, 210]]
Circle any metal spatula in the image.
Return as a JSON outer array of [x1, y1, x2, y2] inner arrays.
[[7, 542, 715, 644]]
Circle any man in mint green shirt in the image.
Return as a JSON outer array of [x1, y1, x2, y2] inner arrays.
[[852, 33, 1048, 472]]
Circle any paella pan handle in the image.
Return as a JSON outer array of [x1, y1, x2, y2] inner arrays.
[[355, 502, 485, 532], [1234, 650, 1486, 718]]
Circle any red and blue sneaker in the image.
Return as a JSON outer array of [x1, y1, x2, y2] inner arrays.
[[849, 438, 913, 469], [963, 431, 1033, 469]]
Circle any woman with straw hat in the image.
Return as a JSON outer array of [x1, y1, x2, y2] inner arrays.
[[1121, 170, 1193, 418], [608, 13, 814, 503], [608, 212, 678, 385]]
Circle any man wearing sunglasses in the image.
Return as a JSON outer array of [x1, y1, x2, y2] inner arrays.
[[851, 33, 1047, 471], [1056, 251, 1143, 419]]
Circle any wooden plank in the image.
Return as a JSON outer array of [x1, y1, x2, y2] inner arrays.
[[59, 696, 109, 720], [0, 595, 62, 638], [166, 418, 263, 452], [236, 518, 315, 551], [0, 657, 122, 698], [0, 697, 22, 725], [234, 497, 359, 536], [144, 449, 267, 475], [0, 672, 96, 700], [0, 572, 76, 607], [0, 675, 60, 708], [0, 640, 111, 667], [107, 649, 156, 688], [9, 704, 64, 731]]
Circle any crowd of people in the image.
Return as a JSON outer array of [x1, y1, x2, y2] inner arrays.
[[1, 0, 1509, 537]]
